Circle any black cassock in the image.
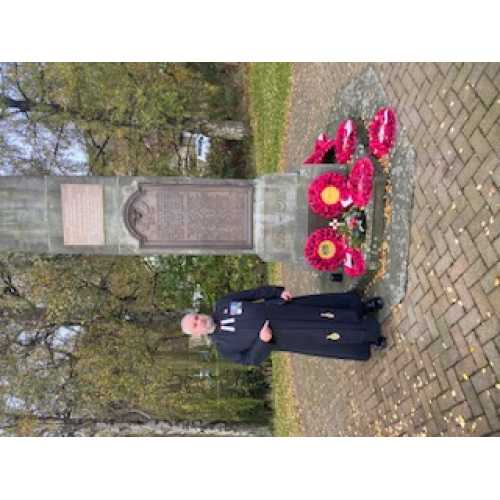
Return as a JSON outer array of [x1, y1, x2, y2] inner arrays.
[[210, 286, 382, 366]]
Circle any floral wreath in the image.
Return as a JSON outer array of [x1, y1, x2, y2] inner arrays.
[[368, 107, 397, 158], [347, 157, 375, 208], [304, 227, 346, 271], [343, 247, 366, 277], [335, 119, 357, 164], [307, 171, 348, 219], [303, 133, 336, 164]]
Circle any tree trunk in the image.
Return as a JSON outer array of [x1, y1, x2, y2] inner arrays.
[[1, 93, 249, 140], [196, 120, 248, 140], [0, 415, 271, 437]]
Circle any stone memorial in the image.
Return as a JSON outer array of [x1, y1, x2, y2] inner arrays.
[[0, 67, 415, 311]]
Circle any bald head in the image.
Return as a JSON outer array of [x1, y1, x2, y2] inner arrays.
[[181, 313, 215, 336]]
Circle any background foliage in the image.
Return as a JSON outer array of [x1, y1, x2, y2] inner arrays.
[[0, 62, 273, 436]]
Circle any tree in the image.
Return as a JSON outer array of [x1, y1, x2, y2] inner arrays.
[[0, 63, 248, 176]]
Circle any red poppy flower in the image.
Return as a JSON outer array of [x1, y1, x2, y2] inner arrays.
[[347, 157, 374, 208], [307, 171, 348, 219], [343, 247, 366, 277], [304, 227, 346, 271], [334, 119, 357, 164], [304, 132, 336, 164], [368, 107, 397, 158]]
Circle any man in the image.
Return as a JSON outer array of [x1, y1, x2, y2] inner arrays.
[[180, 285, 386, 366]]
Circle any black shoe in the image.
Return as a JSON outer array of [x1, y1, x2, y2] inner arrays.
[[363, 297, 384, 313], [373, 336, 387, 351]]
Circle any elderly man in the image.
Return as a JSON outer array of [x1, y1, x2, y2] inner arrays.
[[180, 285, 386, 366]]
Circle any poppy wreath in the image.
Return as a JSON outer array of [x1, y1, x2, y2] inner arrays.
[[304, 227, 346, 271], [368, 107, 397, 158], [334, 119, 357, 164], [347, 157, 375, 208], [307, 171, 348, 218], [303, 132, 336, 164], [343, 247, 366, 277]]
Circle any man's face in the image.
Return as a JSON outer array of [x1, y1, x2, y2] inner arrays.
[[183, 313, 214, 336]]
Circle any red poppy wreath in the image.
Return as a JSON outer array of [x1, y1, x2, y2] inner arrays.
[[347, 157, 375, 208], [368, 107, 397, 158], [334, 119, 357, 164], [304, 227, 346, 271], [307, 171, 348, 219], [343, 247, 366, 277], [303, 132, 336, 164]]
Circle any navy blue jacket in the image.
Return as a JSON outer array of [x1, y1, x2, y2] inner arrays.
[[210, 286, 381, 366]]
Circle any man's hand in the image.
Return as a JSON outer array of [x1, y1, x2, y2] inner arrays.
[[280, 289, 293, 301], [259, 320, 273, 342]]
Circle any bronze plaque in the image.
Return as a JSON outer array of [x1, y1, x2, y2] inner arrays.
[[124, 183, 253, 249], [61, 184, 105, 245]]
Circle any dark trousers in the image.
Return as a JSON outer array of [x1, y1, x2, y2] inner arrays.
[[289, 291, 364, 317]]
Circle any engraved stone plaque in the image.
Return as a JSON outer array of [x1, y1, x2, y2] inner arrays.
[[124, 183, 253, 249], [61, 184, 105, 245]]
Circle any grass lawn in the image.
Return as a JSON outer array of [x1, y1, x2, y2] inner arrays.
[[246, 63, 303, 436], [246, 63, 292, 174]]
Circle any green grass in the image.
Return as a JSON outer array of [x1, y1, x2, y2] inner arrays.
[[247, 63, 292, 175], [246, 65, 302, 435]]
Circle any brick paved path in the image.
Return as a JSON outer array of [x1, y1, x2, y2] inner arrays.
[[281, 63, 500, 436]]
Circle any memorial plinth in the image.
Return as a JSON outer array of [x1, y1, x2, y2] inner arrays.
[[0, 171, 384, 278]]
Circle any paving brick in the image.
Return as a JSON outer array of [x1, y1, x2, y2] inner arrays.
[[452, 132, 474, 164], [457, 155, 481, 188], [460, 307, 483, 336], [463, 258, 487, 288], [460, 380, 485, 417], [463, 182, 487, 213], [471, 367, 497, 393], [467, 205, 493, 239], [440, 346, 461, 370], [467, 415, 491, 435], [475, 231, 498, 268], [446, 367, 466, 401], [446, 254, 469, 283], [444, 302, 466, 327], [479, 263, 500, 294], [431, 294, 450, 320], [467, 63, 488, 87], [438, 390, 457, 412], [486, 122, 500, 154], [476, 315, 500, 345], [473, 152, 500, 185], [456, 355, 479, 379], [458, 228, 480, 264], [443, 227, 462, 258], [453, 63, 474, 92], [470, 129, 492, 161], [487, 286, 500, 315], [485, 63, 500, 81], [451, 206, 476, 234], [479, 102, 500, 136], [478, 390, 500, 431], [470, 282, 496, 319], [462, 101, 487, 136], [494, 235, 500, 257], [454, 277, 475, 310], [431, 228, 448, 257], [435, 251, 453, 277], [475, 74, 499, 108], [422, 62, 439, 83], [483, 341, 500, 377], [466, 331, 489, 368], [445, 89, 462, 119], [450, 324, 471, 358]]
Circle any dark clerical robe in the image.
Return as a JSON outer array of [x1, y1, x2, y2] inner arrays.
[[210, 286, 382, 366]]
